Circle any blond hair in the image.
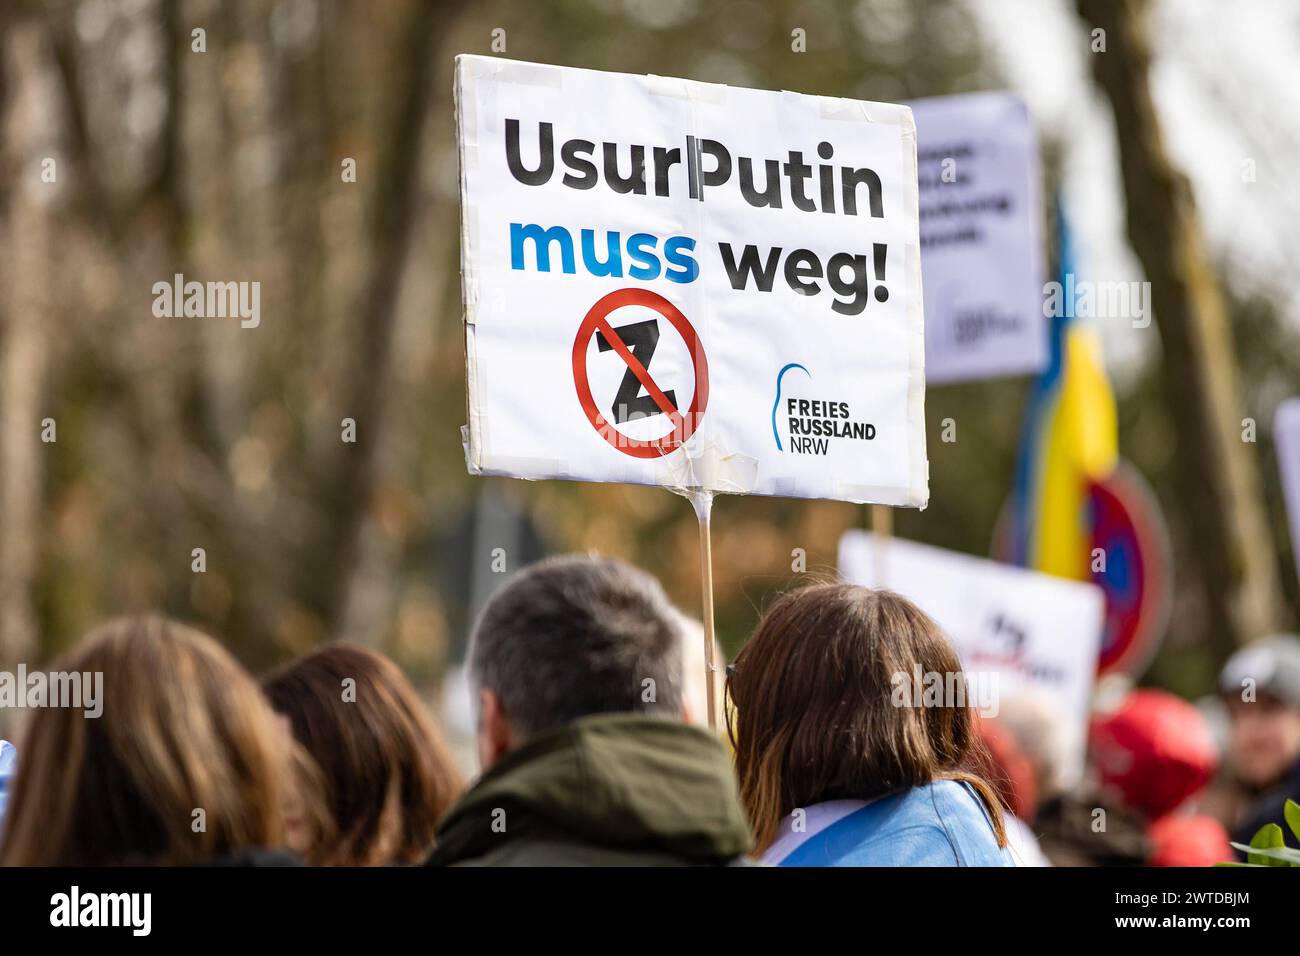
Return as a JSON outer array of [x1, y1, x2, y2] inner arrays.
[[1, 617, 293, 865]]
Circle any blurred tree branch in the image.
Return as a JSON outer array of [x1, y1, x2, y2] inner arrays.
[[303, 0, 464, 635]]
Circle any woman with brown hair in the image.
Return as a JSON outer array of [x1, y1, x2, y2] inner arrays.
[[728, 583, 1015, 866], [0, 617, 302, 866], [263, 643, 462, 866]]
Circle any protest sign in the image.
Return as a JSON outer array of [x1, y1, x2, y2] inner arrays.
[[909, 91, 1046, 385], [456, 55, 928, 507], [1275, 398, 1300, 588], [839, 530, 1104, 783]]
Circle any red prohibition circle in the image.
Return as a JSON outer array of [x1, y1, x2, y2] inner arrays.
[[571, 288, 709, 459]]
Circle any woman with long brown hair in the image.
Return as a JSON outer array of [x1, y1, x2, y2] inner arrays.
[[728, 583, 1015, 866], [0, 617, 303, 866], [263, 643, 463, 865]]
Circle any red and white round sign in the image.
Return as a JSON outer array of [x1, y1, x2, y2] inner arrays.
[[571, 288, 709, 459]]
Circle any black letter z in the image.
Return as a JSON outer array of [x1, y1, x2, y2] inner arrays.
[[597, 319, 677, 423]]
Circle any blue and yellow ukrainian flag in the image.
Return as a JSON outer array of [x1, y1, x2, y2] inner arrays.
[[1008, 200, 1117, 581]]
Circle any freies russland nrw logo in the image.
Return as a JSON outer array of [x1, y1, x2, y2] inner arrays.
[[771, 362, 876, 456]]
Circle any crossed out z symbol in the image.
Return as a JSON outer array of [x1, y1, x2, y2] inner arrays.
[[596, 319, 678, 424], [571, 287, 708, 460]]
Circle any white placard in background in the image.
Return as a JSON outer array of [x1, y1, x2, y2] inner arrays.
[[909, 91, 1046, 385], [1274, 398, 1300, 588], [839, 530, 1104, 784], [457, 55, 928, 506]]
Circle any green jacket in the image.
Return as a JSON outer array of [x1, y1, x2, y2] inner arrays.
[[427, 714, 754, 866]]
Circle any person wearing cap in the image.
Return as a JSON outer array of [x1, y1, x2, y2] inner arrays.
[[1218, 634, 1300, 853]]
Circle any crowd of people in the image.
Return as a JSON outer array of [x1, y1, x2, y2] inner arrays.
[[0, 553, 1297, 867]]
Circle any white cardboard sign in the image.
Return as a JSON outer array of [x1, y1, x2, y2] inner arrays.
[[1274, 398, 1300, 588], [909, 92, 1046, 385], [839, 530, 1104, 783], [456, 55, 928, 507]]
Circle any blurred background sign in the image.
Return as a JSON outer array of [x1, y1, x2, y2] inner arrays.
[[910, 91, 1046, 385], [1275, 398, 1300, 590]]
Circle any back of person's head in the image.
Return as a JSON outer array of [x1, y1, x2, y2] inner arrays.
[[263, 643, 463, 865], [469, 554, 684, 756], [988, 690, 1071, 801], [727, 583, 1005, 853], [0, 616, 291, 866], [976, 717, 1039, 823]]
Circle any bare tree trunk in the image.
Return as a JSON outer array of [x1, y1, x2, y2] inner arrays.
[[304, 0, 458, 635], [0, 20, 52, 664], [1077, 0, 1283, 656]]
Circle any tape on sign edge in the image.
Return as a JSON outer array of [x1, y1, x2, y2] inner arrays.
[[458, 53, 562, 89], [456, 57, 478, 479], [461, 424, 480, 476], [455, 60, 479, 152], [455, 53, 491, 81], [455, 57, 481, 326], [646, 73, 728, 105], [654, 440, 760, 496], [789, 92, 915, 128], [833, 482, 920, 507], [460, 202, 482, 322], [463, 327, 487, 475], [476, 455, 586, 480]]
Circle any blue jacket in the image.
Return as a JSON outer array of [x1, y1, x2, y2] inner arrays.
[[763, 779, 1017, 867]]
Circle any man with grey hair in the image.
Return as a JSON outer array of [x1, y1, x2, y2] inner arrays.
[[427, 554, 751, 866], [1219, 634, 1300, 853]]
